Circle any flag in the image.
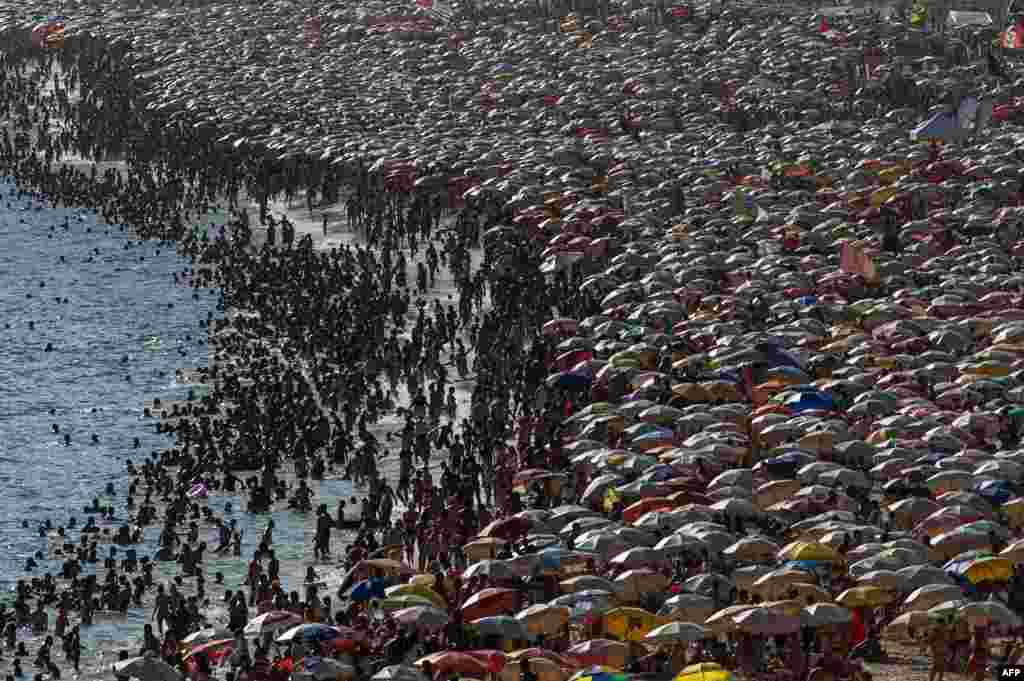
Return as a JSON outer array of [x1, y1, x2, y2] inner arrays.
[[839, 241, 879, 284]]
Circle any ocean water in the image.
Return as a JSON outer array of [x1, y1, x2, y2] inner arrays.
[[0, 176, 223, 644], [0, 177, 360, 652]]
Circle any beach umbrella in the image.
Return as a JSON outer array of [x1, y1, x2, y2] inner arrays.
[[392, 606, 451, 632], [603, 607, 668, 641], [885, 611, 945, 638], [182, 628, 232, 646], [835, 586, 896, 608], [560, 575, 618, 594], [244, 611, 303, 636], [723, 537, 781, 562], [675, 663, 734, 681], [732, 607, 801, 636], [464, 537, 509, 561], [471, 616, 528, 640], [658, 593, 717, 621], [566, 639, 628, 668], [944, 555, 1014, 584], [372, 666, 429, 681], [416, 653, 489, 676], [644, 621, 711, 643], [903, 584, 966, 611], [516, 604, 570, 636], [304, 658, 356, 681], [614, 569, 669, 601], [500, 659, 565, 681], [704, 605, 758, 634], [464, 560, 518, 581], [182, 640, 233, 664], [566, 667, 626, 681], [461, 588, 522, 621], [802, 603, 853, 627], [114, 656, 181, 681], [898, 564, 957, 590], [778, 541, 839, 562], [276, 624, 344, 644], [958, 600, 1022, 628]]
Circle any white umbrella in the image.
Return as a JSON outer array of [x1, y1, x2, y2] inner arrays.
[[644, 621, 710, 642], [373, 666, 429, 681]]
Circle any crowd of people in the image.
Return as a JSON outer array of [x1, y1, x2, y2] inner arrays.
[[3, 2, 1024, 681]]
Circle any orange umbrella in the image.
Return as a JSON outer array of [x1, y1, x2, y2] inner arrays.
[[417, 653, 489, 676], [622, 498, 675, 523], [461, 588, 522, 621]]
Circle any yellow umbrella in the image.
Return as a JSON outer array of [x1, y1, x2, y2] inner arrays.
[[777, 541, 840, 562], [386, 584, 446, 608], [675, 662, 734, 681], [835, 586, 895, 608], [516, 604, 570, 636], [603, 607, 668, 642]]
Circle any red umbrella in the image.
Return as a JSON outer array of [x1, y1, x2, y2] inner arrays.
[[183, 639, 233, 664], [466, 650, 507, 673], [320, 626, 367, 655], [418, 652, 489, 675], [460, 588, 521, 621]]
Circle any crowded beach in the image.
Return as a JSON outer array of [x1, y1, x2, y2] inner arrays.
[[3, 0, 1024, 680]]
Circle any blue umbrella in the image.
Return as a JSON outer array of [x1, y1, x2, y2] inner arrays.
[[754, 342, 804, 370], [348, 578, 385, 602], [546, 371, 592, 389], [785, 391, 835, 413], [975, 479, 1012, 504], [910, 112, 962, 141], [276, 623, 341, 643]]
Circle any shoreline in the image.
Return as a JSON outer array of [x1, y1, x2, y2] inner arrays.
[[0, 45, 488, 678]]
